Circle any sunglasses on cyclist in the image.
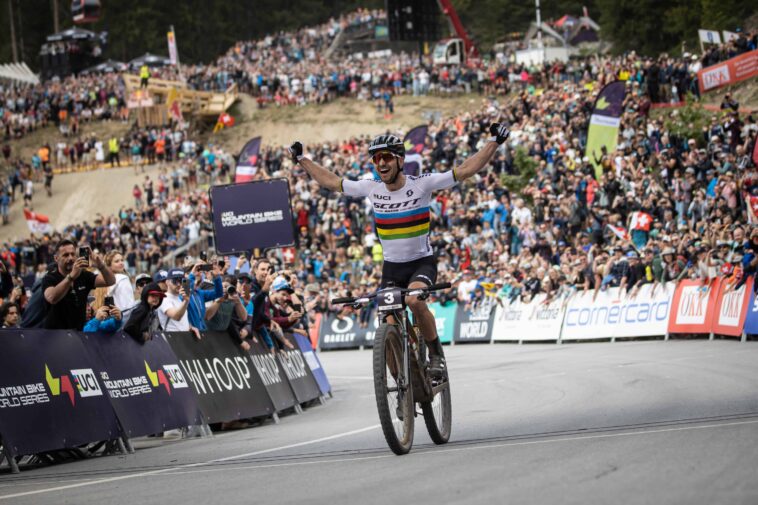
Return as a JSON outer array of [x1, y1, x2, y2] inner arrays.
[[372, 151, 397, 165]]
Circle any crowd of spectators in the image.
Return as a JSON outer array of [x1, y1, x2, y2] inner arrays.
[[0, 11, 757, 335]]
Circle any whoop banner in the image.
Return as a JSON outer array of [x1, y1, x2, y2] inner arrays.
[[247, 339, 298, 412], [0, 330, 121, 457], [234, 136, 262, 183], [276, 333, 321, 404], [81, 332, 203, 438], [165, 331, 274, 423], [293, 332, 331, 396], [585, 80, 626, 180], [210, 178, 295, 254]]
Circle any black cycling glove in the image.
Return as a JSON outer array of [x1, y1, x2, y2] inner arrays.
[[488, 123, 511, 145], [289, 141, 304, 164]]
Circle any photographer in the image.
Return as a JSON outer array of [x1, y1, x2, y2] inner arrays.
[[206, 276, 250, 350], [42, 239, 116, 330], [157, 268, 201, 339], [83, 300, 123, 333], [186, 257, 225, 332]]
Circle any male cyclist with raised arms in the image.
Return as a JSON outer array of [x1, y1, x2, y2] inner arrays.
[[289, 123, 510, 377]]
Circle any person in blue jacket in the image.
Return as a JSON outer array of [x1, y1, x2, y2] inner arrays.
[[83, 304, 122, 333], [185, 259, 225, 331]]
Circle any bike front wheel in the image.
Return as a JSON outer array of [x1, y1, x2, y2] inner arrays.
[[421, 375, 452, 445], [373, 323, 414, 455]]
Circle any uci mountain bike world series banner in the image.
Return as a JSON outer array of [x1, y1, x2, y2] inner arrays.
[[403, 125, 428, 176], [585, 80, 626, 180], [210, 178, 295, 254]]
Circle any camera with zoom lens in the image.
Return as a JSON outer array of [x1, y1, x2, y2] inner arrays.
[[227, 285, 237, 296]]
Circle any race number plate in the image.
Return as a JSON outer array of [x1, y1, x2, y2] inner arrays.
[[377, 288, 403, 312]]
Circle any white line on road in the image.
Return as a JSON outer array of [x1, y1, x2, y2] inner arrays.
[[328, 376, 374, 380], [0, 424, 380, 501]]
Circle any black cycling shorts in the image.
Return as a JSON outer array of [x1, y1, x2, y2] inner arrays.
[[381, 255, 437, 289]]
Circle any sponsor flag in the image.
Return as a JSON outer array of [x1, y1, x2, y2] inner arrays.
[[166, 87, 183, 122], [629, 211, 653, 231], [607, 224, 629, 241], [167, 28, 179, 66], [234, 137, 262, 183], [402, 125, 428, 176], [24, 208, 52, 234], [584, 81, 626, 180]]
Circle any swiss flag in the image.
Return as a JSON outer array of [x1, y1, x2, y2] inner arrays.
[[282, 247, 296, 265], [607, 224, 630, 241], [630, 211, 652, 232], [23, 208, 52, 234]]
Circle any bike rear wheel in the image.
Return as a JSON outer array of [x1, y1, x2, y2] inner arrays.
[[373, 323, 414, 455]]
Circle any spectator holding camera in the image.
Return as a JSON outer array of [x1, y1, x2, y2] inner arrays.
[[83, 302, 122, 333], [42, 239, 115, 330], [206, 276, 250, 349], [186, 258, 225, 332], [124, 282, 165, 343], [158, 268, 201, 339]]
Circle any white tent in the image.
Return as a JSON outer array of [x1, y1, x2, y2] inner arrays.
[[0, 62, 40, 85]]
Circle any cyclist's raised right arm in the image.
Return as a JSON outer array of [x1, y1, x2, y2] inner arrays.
[[290, 141, 341, 192]]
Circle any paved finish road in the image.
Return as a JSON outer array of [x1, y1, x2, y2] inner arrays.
[[1, 340, 757, 505]]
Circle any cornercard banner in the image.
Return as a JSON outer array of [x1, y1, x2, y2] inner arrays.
[[247, 339, 298, 412], [210, 178, 295, 254], [562, 283, 674, 340], [80, 332, 204, 438], [165, 331, 274, 423], [492, 294, 566, 342], [0, 330, 121, 457]]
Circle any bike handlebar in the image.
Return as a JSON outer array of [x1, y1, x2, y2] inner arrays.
[[330, 282, 452, 306]]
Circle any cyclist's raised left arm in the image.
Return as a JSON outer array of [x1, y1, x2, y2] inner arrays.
[[452, 123, 510, 182]]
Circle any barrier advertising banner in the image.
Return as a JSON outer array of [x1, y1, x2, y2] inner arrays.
[[743, 289, 758, 335], [209, 178, 295, 254], [80, 332, 204, 438], [454, 298, 496, 343], [0, 330, 121, 457], [247, 339, 298, 412], [293, 332, 331, 396], [276, 333, 321, 404], [428, 302, 456, 344], [668, 280, 720, 335], [492, 294, 566, 342], [698, 49, 758, 94], [165, 331, 274, 423], [319, 313, 366, 350], [562, 283, 674, 340], [712, 278, 753, 337]]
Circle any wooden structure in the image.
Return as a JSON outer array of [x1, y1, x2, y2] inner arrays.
[[122, 73, 238, 127]]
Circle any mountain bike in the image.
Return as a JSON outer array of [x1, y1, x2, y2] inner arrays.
[[332, 283, 452, 455]]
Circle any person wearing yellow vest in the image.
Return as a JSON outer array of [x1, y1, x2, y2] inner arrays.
[[139, 65, 150, 89], [371, 242, 383, 263], [108, 137, 121, 167]]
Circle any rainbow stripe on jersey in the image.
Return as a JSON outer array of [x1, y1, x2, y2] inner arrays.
[[375, 206, 430, 240]]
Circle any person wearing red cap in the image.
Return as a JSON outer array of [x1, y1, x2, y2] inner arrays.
[[123, 282, 166, 343]]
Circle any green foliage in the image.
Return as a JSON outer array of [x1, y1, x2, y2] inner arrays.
[[500, 146, 538, 195], [0, 0, 382, 69]]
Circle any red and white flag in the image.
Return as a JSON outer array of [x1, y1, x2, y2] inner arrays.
[[607, 224, 630, 241], [629, 211, 653, 231], [24, 208, 52, 234], [282, 247, 296, 265]]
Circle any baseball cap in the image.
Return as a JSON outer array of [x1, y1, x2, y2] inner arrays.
[[305, 283, 320, 293], [237, 271, 253, 282], [168, 268, 185, 280], [135, 273, 151, 285], [272, 277, 294, 293], [626, 251, 639, 258], [153, 269, 169, 282]]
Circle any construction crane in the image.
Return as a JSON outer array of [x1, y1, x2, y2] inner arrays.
[[432, 0, 480, 66]]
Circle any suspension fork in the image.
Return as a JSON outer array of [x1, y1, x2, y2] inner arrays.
[[387, 310, 411, 393]]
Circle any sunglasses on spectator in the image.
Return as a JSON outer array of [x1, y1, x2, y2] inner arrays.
[[136, 280, 150, 288], [238, 278, 252, 284], [372, 151, 396, 164], [169, 278, 183, 285]]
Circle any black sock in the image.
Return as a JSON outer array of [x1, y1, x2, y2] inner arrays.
[[427, 337, 444, 357]]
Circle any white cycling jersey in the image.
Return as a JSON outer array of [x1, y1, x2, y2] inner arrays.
[[342, 171, 458, 263]]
